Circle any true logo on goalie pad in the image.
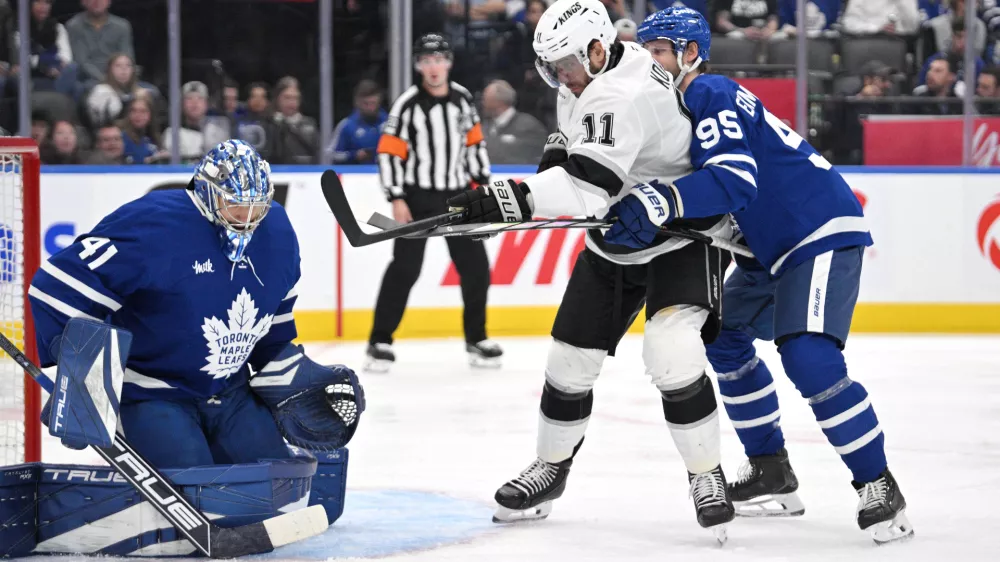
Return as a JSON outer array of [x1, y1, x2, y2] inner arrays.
[[201, 288, 273, 379]]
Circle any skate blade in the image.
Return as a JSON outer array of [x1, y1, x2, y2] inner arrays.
[[711, 523, 728, 545], [492, 501, 552, 523], [869, 510, 915, 545], [468, 354, 502, 369], [734, 492, 805, 517], [363, 357, 393, 373]]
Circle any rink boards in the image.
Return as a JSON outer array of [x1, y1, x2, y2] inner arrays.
[[33, 165, 1000, 339]]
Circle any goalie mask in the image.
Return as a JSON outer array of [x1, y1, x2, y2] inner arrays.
[[190, 139, 274, 262]]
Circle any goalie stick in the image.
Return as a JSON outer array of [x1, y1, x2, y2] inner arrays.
[[365, 212, 755, 259], [0, 333, 328, 558]]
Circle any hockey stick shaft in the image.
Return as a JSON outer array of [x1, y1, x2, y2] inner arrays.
[[0, 333, 327, 558], [366, 212, 755, 259], [321, 170, 467, 247]]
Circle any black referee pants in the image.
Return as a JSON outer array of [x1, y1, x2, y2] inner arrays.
[[369, 190, 491, 346]]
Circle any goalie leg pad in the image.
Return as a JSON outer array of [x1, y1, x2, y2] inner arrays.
[[44, 318, 132, 450], [251, 343, 366, 451], [306, 448, 350, 524], [0, 464, 40, 558]]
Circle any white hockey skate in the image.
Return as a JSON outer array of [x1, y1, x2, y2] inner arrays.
[[363, 343, 395, 373], [467, 339, 502, 368]]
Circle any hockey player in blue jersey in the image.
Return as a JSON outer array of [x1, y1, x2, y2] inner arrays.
[[28, 140, 364, 470], [606, 7, 913, 543]]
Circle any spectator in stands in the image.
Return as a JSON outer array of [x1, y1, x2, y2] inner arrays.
[[23, 0, 79, 98], [926, 0, 987, 55], [777, 0, 840, 37], [497, 0, 546, 91], [976, 66, 1000, 113], [66, 0, 135, 86], [649, 1, 709, 19], [31, 112, 50, 145], [841, 0, 920, 36], [919, 20, 985, 87], [234, 82, 280, 162], [86, 123, 125, 164], [858, 60, 896, 97], [715, 0, 780, 40], [84, 53, 141, 126], [481, 79, 547, 165], [120, 94, 167, 164], [222, 77, 245, 120], [329, 79, 386, 165], [272, 76, 319, 165], [615, 18, 638, 41], [601, 0, 630, 22], [912, 53, 964, 114], [162, 80, 230, 163], [920, 0, 947, 23], [40, 120, 86, 164]]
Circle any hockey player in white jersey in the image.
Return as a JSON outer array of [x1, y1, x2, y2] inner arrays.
[[446, 0, 735, 541]]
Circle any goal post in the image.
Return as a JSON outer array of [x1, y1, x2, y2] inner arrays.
[[0, 137, 42, 465]]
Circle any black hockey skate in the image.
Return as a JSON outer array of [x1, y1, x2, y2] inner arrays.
[[853, 469, 914, 545], [688, 466, 735, 544], [363, 343, 395, 373], [729, 448, 805, 517], [467, 339, 502, 368], [493, 457, 572, 523]]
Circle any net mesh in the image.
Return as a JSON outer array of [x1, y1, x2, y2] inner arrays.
[[0, 153, 27, 466]]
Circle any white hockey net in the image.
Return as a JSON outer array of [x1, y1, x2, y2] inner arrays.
[[0, 143, 41, 466]]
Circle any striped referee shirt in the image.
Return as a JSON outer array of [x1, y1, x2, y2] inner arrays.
[[376, 81, 491, 200]]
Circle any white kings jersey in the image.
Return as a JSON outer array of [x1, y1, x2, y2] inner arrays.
[[524, 42, 731, 265]]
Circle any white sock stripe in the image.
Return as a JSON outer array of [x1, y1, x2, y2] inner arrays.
[[715, 356, 760, 381], [834, 424, 883, 455], [817, 397, 872, 429], [721, 382, 776, 405], [731, 410, 781, 429]]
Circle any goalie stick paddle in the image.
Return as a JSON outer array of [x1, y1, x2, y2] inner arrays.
[[321, 170, 467, 247], [366, 212, 755, 259], [0, 333, 329, 558]]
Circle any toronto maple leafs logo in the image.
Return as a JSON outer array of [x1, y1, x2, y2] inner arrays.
[[201, 288, 274, 379]]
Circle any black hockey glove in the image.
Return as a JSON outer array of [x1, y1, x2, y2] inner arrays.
[[447, 179, 533, 224], [537, 132, 568, 173]]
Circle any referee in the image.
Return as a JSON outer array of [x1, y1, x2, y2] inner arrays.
[[364, 33, 502, 372]]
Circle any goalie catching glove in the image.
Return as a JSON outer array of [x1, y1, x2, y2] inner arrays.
[[251, 343, 366, 451], [40, 318, 132, 450], [447, 179, 533, 224]]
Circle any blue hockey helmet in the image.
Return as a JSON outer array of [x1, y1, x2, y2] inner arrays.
[[637, 7, 711, 78], [191, 139, 274, 262]]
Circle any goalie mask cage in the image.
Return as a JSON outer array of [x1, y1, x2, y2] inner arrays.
[[0, 138, 41, 466]]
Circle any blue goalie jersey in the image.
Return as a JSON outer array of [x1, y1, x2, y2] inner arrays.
[[28, 189, 301, 402], [672, 74, 873, 274]]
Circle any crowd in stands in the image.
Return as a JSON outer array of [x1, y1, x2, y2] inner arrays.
[[4, 1, 1000, 166]]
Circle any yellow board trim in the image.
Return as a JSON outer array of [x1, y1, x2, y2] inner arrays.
[[293, 303, 1000, 341]]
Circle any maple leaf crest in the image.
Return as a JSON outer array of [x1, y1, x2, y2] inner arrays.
[[201, 288, 274, 379]]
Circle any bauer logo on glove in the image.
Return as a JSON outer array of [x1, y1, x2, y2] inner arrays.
[[446, 179, 533, 224], [604, 180, 682, 250]]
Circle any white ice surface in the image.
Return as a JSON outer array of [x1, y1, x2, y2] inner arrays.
[[35, 334, 1000, 561]]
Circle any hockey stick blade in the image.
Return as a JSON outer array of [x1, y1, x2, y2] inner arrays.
[[0, 333, 328, 558], [366, 211, 753, 258], [321, 170, 466, 247]]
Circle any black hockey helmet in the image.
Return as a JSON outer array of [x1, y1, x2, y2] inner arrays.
[[414, 33, 453, 63]]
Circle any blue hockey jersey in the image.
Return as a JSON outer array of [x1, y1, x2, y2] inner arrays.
[[28, 189, 301, 402], [672, 74, 872, 275]]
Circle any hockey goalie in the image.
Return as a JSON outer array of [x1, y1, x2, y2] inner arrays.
[[1, 140, 365, 557]]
